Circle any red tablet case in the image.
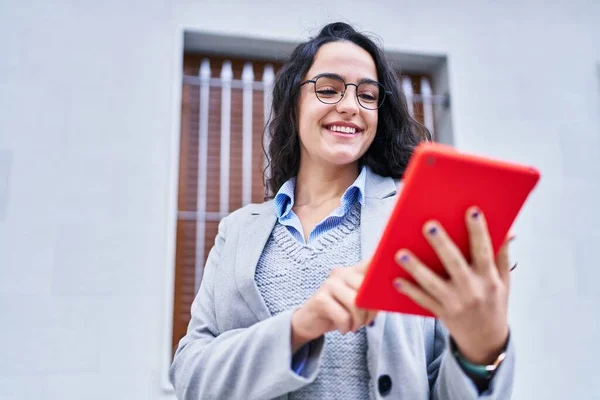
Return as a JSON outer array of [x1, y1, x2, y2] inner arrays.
[[355, 142, 540, 317]]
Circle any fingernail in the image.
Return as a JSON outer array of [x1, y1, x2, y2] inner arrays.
[[394, 279, 402, 289], [428, 226, 437, 235], [368, 320, 375, 327], [471, 209, 480, 219], [397, 253, 409, 263], [510, 262, 518, 271]]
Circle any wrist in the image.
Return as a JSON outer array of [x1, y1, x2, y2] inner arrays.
[[452, 332, 510, 381], [291, 309, 317, 353], [454, 326, 509, 365]]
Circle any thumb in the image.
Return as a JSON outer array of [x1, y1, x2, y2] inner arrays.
[[356, 258, 371, 273]]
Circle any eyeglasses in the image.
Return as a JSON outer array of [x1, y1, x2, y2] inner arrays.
[[300, 73, 391, 110]]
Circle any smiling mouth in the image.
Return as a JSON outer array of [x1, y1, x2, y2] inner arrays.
[[323, 124, 362, 135]]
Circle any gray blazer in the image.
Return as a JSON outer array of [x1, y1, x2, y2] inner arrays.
[[170, 168, 515, 400]]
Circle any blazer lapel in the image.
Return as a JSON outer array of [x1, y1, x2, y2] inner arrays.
[[235, 201, 277, 322], [360, 168, 401, 375], [360, 167, 399, 260]]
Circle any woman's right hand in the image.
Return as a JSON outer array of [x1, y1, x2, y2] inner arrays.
[[290, 260, 378, 352]]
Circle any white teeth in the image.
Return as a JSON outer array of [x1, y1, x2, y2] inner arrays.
[[328, 125, 357, 134]]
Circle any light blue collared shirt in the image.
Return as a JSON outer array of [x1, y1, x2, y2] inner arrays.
[[273, 166, 367, 245]]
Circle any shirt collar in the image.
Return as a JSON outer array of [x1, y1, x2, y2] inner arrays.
[[273, 166, 367, 219]]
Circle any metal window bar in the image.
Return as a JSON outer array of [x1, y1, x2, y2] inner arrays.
[[194, 59, 211, 291], [241, 63, 254, 206]]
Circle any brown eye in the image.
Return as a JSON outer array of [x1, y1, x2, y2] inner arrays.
[[316, 87, 340, 98], [358, 92, 378, 103]]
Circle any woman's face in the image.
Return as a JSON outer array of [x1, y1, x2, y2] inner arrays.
[[297, 41, 379, 170]]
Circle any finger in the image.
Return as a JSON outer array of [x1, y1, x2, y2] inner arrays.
[[496, 236, 511, 288], [327, 278, 367, 332], [344, 265, 374, 328], [465, 207, 498, 278], [343, 268, 366, 290], [395, 249, 453, 304], [319, 294, 354, 334], [393, 278, 444, 316], [422, 220, 471, 284]]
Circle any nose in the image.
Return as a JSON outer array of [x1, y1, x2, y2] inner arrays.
[[335, 85, 360, 115]]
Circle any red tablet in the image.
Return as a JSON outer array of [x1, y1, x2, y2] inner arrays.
[[355, 142, 540, 317]]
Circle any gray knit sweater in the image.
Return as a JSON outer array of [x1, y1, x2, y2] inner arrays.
[[255, 203, 371, 399]]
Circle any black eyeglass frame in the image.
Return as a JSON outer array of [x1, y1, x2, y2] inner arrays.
[[300, 73, 392, 110]]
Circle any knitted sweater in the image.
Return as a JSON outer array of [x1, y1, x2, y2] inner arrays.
[[255, 202, 372, 399]]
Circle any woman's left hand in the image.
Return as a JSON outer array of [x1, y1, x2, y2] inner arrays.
[[394, 206, 512, 365]]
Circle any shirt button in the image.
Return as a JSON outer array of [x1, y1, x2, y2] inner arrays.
[[378, 374, 392, 396]]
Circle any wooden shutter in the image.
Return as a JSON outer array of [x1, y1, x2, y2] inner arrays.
[[172, 55, 282, 354]]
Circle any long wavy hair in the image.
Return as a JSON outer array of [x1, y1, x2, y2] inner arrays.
[[264, 22, 430, 198]]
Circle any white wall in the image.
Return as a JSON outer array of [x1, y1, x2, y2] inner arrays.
[[0, 0, 598, 399]]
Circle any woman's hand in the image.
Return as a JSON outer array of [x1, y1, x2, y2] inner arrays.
[[394, 207, 512, 364], [291, 260, 378, 353]]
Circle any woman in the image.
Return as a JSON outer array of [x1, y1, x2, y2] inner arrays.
[[170, 22, 515, 399]]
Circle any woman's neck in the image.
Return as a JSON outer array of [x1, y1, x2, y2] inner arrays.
[[294, 161, 360, 208]]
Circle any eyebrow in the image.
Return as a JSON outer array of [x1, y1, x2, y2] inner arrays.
[[310, 72, 379, 84]]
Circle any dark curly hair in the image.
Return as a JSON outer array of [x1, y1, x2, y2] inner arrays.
[[264, 22, 430, 198]]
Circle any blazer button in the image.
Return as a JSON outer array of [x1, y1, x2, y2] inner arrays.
[[378, 374, 392, 396]]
